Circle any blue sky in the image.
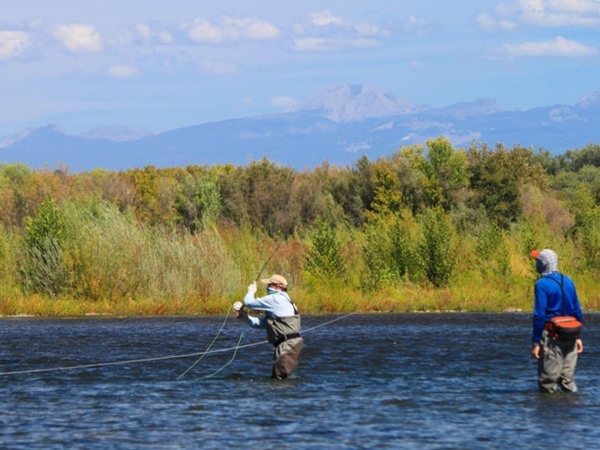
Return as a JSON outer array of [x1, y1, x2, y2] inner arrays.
[[1, 0, 599, 137]]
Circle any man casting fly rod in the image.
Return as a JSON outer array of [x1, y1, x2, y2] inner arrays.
[[233, 273, 303, 380]]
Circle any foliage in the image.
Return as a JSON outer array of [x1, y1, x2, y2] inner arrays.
[[304, 219, 346, 281], [420, 137, 469, 210], [417, 209, 456, 287], [475, 223, 511, 277], [579, 208, 600, 272], [467, 143, 547, 228], [361, 219, 396, 290], [21, 198, 67, 296], [361, 213, 419, 291], [367, 161, 403, 219], [0, 137, 598, 315]]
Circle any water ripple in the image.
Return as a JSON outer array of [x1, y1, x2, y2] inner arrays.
[[1, 314, 599, 449]]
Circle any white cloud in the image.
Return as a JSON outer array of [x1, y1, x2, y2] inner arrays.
[[477, 13, 517, 30], [519, 0, 600, 25], [185, 16, 280, 44], [497, 36, 597, 57], [107, 64, 139, 78], [345, 142, 372, 153], [400, 15, 437, 35], [294, 36, 380, 52], [188, 19, 225, 43], [355, 23, 384, 36], [309, 10, 345, 26], [133, 23, 174, 45], [0, 31, 30, 60], [221, 16, 280, 40], [294, 37, 331, 51], [158, 31, 174, 44], [546, 0, 600, 13], [293, 10, 387, 52], [481, 0, 600, 29], [136, 24, 152, 42], [54, 24, 103, 53]]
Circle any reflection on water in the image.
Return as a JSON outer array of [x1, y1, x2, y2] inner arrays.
[[1, 314, 598, 449]]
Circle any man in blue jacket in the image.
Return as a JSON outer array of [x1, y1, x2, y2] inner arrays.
[[235, 274, 303, 380], [530, 249, 583, 393]]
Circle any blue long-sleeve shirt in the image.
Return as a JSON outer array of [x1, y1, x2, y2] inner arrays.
[[243, 289, 297, 329], [532, 272, 582, 344]]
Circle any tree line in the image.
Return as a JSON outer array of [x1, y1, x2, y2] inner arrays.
[[0, 138, 598, 315]]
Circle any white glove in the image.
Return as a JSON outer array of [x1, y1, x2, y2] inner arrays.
[[247, 281, 257, 295]]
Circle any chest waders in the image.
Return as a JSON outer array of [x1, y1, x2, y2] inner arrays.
[[538, 274, 580, 393], [266, 315, 303, 380]]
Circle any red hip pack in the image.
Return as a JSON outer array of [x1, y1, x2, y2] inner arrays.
[[546, 316, 582, 341]]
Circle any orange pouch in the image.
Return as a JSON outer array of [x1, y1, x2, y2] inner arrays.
[[549, 316, 582, 340]]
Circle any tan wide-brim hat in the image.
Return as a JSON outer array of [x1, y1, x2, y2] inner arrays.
[[261, 274, 288, 288]]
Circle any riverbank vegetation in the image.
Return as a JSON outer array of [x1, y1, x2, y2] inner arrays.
[[1, 138, 598, 316]]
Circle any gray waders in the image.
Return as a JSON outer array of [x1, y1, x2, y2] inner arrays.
[[266, 315, 303, 380], [538, 330, 578, 393]]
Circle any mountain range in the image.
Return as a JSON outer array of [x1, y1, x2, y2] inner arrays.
[[1, 84, 599, 172]]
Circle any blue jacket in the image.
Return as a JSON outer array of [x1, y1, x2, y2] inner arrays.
[[532, 272, 582, 344]]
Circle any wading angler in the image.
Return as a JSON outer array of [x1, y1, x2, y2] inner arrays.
[[530, 249, 583, 393], [234, 274, 304, 380]]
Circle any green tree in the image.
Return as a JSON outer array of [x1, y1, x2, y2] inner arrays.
[[361, 219, 395, 290], [21, 198, 67, 296], [174, 167, 222, 232], [418, 137, 469, 211], [352, 155, 375, 220], [367, 161, 403, 219], [417, 209, 455, 287], [468, 144, 547, 228], [305, 219, 346, 280]]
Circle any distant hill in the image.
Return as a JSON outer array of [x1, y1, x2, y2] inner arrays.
[[1, 84, 599, 171]]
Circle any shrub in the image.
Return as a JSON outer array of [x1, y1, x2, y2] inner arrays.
[[20, 199, 67, 297], [305, 219, 346, 281], [418, 209, 455, 287]]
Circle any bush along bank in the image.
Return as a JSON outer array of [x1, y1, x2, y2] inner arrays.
[[0, 139, 598, 315]]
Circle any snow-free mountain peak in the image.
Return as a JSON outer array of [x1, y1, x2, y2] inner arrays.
[[288, 83, 421, 122]]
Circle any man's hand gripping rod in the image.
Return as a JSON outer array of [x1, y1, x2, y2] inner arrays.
[[232, 241, 282, 314]]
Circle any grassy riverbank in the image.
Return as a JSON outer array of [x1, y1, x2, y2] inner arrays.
[[1, 142, 598, 317], [1, 270, 598, 318], [2, 214, 598, 317]]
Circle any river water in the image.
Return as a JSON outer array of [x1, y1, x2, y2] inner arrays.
[[1, 313, 598, 449]]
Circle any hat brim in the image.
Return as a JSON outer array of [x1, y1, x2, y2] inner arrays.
[[530, 250, 540, 259]]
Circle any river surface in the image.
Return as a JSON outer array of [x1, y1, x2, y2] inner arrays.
[[1, 313, 598, 449]]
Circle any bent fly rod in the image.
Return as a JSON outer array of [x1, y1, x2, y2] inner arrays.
[[254, 240, 283, 282], [181, 240, 283, 379]]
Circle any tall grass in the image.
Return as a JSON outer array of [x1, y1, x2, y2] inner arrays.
[[1, 199, 597, 317], [61, 201, 244, 310], [0, 225, 23, 310]]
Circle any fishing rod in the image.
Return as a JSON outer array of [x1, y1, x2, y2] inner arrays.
[[234, 239, 283, 314], [181, 240, 284, 378], [255, 240, 283, 282]]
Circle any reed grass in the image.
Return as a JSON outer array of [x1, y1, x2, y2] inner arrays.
[[0, 200, 597, 317]]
